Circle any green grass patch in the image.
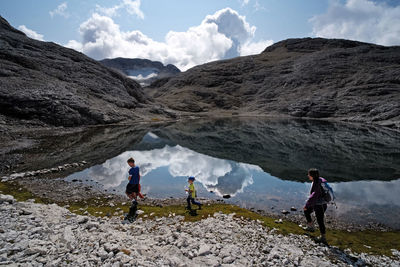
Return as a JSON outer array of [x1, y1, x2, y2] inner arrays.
[[0, 181, 47, 204], [1, 182, 398, 257]]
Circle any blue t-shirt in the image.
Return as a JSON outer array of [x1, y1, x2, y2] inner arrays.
[[128, 166, 140, 184]]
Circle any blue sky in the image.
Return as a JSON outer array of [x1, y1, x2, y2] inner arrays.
[[1, 0, 399, 70]]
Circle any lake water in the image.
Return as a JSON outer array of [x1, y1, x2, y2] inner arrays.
[[65, 118, 400, 229]]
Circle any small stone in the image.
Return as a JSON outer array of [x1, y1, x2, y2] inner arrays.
[[19, 209, 32, 215], [223, 256, 235, 264], [104, 243, 119, 253], [198, 244, 212, 256], [281, 210, 290, 215], [290, 207, 297, 211], [0, 194, 15, 204], [77, 216, 89, 224]]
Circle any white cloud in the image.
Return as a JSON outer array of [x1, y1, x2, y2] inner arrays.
[[49, 2, 69, 18], [241, 0, 250, 6], [239, 39, 273, 56], [254, 0, 266, 11], [66, 8, 272, 70], [310, 0, 400, 46], [96, 0, 144, 19], [18, 25, 44, 41], [129, 73, 158, 81]]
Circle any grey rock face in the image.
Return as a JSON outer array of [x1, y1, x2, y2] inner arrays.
[[151, 38, 400, 127], [0, 16, 148, 126], [100, 58, 180, 87]]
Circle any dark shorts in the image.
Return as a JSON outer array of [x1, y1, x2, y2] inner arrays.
[[126, 183, 139, 194]]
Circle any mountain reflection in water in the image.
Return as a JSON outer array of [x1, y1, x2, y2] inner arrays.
[[65, 118, 400, 229]]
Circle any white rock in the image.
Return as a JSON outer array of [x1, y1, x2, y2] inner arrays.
[[0, 194, 15, 204], [77, 216, 89, 224], [62, 226, 75, 249], [223, 256, 235, 264], [104, 243, 119, 253], [97, 248, 109, 260], [198, 244, 212, 256]]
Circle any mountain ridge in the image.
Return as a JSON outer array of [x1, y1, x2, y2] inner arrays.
[[1, 16, 399, 129], [150, 37, 400, 128], [0, 16, 154, 127]]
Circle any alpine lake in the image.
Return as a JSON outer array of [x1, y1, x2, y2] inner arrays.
[[62, 118, 400, 230]]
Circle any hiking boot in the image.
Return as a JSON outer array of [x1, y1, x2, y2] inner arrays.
[[185, 206, 191, 210], [198, 204, 202, 210], [303, 225, 315, 232], [315, 236, 328, 245]]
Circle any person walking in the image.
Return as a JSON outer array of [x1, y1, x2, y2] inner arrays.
[[185, 176, 202, 210], [303, 168, 328, 244]]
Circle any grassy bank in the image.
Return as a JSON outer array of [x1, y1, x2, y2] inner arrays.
[[1, 181, 399, 257]]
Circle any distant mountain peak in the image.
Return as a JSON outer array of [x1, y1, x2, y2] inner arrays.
[[99, 58, 180, 87]]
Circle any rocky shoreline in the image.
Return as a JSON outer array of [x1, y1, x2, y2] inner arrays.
[[1, 194, 399, 266]]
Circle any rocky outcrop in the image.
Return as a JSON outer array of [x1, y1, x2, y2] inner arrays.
[[100, 57, 180, 86], [1, 195, 398, 266], [0, 16, 150, 127], [151, 38, 400, 128]]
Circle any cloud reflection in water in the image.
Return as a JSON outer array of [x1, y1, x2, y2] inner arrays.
[[85, 142, 262, 197]]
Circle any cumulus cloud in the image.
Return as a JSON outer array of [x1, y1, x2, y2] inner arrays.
[[96, 0, 144, 19], [66, 8, 272, 70], [240, 39, 274, 56], [310, 0, 400, 46], [18, 25, 44, 41], [49, 2, 69, 18]]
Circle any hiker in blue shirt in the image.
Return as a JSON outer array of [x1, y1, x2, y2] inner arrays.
[[126, 157, 140, 200], [124, 157, 140, 222]]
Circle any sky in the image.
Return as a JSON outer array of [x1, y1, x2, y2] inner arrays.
[[1, 0, 400, 70]]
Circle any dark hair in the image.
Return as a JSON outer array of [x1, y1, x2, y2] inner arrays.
[[127, 158, 135, 164], [308, 168, 319, 180]]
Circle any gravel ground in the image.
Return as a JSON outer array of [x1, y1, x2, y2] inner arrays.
[[1, 194, 399, 267]]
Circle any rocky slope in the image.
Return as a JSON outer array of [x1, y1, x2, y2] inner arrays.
[[1, 194, 399, 266], [150, 38, 400, 128], [100, 58, 180, 87], [0, 16, 151, 127]]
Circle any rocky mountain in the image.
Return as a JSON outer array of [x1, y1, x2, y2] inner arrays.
[[100, 58, 180, 87], [0, 16, 151, 127], [150, 38, 400, 128]]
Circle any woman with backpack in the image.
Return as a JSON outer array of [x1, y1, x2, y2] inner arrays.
[[303, 168, 328, 244]]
